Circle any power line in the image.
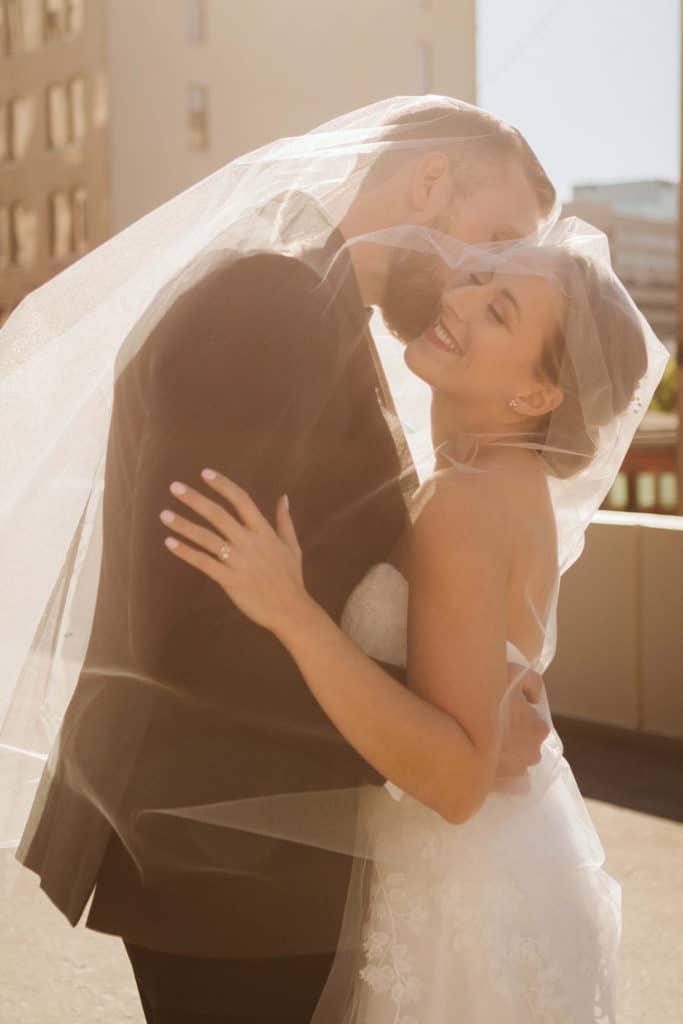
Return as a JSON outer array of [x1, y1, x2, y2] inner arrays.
[[478, 0, 568, 92]]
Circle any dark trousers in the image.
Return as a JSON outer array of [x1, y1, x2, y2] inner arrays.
[[123, 941, 336, 1023]]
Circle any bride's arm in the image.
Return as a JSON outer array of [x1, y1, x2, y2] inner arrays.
[[162, 470, 514, 825], [282, 472, 512, 823]]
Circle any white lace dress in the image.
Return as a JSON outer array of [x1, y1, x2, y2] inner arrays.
[[332, 562, 621, 1024]]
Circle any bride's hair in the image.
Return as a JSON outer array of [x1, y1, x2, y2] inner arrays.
[[534, 250, 649, 479], [362, 99, 556, 218]]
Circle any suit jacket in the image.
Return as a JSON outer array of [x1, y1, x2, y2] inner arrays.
[[17, 223, 414, 958]]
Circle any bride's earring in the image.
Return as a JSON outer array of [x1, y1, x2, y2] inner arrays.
[[507, 398, 520, 409]]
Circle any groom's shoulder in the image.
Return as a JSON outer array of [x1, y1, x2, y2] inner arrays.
[[174, 249, 322, 319], [146, 249, 324, 375]]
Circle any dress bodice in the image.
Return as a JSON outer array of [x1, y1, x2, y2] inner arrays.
[[340, 562, 531, 671], [340, 562, 409, 667]]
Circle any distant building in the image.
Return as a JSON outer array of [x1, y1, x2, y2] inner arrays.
[[564, 191, 677, 351], [104, 0, 477, 231], [0, 0, 111, 325], [572, 180, 677, 222], [1, 1, 476, 317], [564, 183, 678, 515]]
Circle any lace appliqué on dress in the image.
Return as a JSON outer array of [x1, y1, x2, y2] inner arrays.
[[341, 562, 620, 1024], [358, 818, 619, 1024]]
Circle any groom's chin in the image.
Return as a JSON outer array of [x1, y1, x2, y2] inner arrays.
[[381, 314, 417, 346], [403, 338, 433, 383]]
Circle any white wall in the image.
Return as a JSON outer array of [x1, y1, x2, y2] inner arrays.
[[103, 0, 476, 229], [546, 511, 683, 739]]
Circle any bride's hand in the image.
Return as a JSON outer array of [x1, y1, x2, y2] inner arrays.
[[494, 668, 549, 786], [160, 469, 310, 636]]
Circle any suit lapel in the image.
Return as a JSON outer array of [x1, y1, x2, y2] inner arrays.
[[362, 322, 419, 507]]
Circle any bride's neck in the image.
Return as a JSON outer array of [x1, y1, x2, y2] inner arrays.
[[430, 393, 539, 465]]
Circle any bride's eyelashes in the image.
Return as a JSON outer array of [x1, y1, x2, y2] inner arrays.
[[468, 271, 494, 286], [487, 304, 506, 327], [466, 271, 508, 327]]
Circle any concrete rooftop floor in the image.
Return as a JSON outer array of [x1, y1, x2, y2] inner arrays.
[[1, 719, 681, 1023]]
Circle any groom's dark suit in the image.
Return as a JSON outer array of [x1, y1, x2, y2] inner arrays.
[[17, 210, 414, 970]]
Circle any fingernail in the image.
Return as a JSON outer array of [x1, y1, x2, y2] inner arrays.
[[283, 494, 289, 511], [201, 468, 217, 481], [170, 482, 186, 495], [160, 510, 175, 524], [165, 537, 179, 549]]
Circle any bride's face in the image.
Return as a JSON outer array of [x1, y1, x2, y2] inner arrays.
[[403, 271, 565, 422]]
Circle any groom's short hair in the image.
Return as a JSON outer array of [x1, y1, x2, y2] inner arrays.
[[364, 99, 556, 217]]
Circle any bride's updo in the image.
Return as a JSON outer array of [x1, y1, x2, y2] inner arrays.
[[533, 249, 650, 479]]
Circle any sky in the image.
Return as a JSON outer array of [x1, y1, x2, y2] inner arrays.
[[477, 0, 680, 200]]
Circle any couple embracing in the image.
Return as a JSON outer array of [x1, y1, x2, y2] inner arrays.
[[4, 97, 667, 1022]]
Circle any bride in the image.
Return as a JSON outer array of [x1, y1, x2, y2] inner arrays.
[[159, 234, 657, 1023]]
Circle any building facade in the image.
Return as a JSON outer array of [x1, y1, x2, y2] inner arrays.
[[572, 180, 677, 223], [564, 193, 677, 350], [104, 0, 477, 230], [0, 0, 110, 324], [564, 190, 678, 515], [1, 1, 475, 313]]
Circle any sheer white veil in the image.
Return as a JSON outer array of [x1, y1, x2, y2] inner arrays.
[[108, 215, 668, 859], [1, 94, 568, 850], [0, 96, 668, 1013]]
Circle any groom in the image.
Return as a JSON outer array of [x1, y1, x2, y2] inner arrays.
[[18, 99, 556, 1022]]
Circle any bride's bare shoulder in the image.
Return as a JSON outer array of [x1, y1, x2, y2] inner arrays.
[[408, 450, 548, 548], [407, 465, 506, 557]]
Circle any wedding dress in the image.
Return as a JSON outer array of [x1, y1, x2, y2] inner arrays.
[[335, 561, 621, 1024]]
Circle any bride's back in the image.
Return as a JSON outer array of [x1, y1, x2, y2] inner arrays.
[[402, 447, 560, 669], [498, 451, 560, 666]]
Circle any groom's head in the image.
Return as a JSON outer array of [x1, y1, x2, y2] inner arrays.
[[354, 99, 556, 339], [364, 99, 555, 242]]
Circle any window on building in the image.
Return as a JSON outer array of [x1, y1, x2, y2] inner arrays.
[[65, 0, 84, 35], [658, 472, 678, 512], [69, 75, 87, 140], [2, 0, 23, 55], [91, 70, 109, 127], [43, 0, 65, 42], [187, 84, 208, 149], [21, 0, 43, 50], [50, 190, 72, 259], [605, 473, 629, 511], [185, 0, 205, 42], [0, 104, 8, 163], [0, 1, 8, 56], [635, 472, 656, 511], [0, 205, 10, 270], [71, 185, 87, 252], [417, 42, 433, 93], [0, 96, 35, 162], [10, 201, 39, 267], [10, 94, 35, 159], [47, 81, 69, 147]]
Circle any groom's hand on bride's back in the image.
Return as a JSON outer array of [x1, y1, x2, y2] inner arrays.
[[495, 668, 549, 780]]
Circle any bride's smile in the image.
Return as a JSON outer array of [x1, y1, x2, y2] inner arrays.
[[405, 268, 565, 439]]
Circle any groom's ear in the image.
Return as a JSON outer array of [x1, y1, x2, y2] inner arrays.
[[409, 151, 454, 221]]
